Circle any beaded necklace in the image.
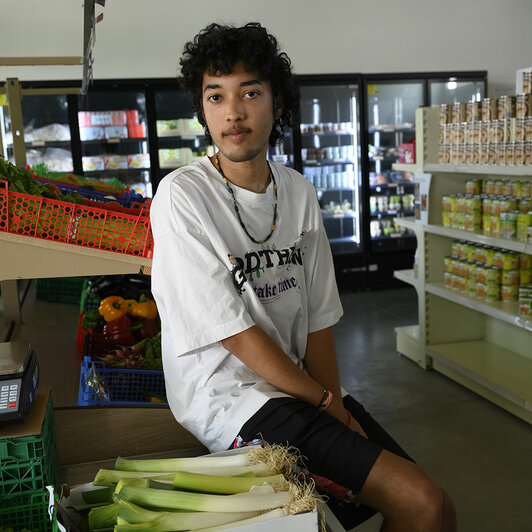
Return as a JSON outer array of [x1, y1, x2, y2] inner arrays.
[[215, 155, 278, 245]]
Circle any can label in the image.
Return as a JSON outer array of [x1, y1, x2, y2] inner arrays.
[[520, 269, 532, 285], [516, 93, 531, 118], [486, 266, 501, 285], [485, 247, 496, 266], [440, 104, 451, 124], [519, 253, 532, 270], [498, 95, 516, 119], [500, 211, 518, 239], [482, 98, 497, 121], [501, 269, 519, 286], [501, 284, 519, 302], [517, 213, 532, 241]]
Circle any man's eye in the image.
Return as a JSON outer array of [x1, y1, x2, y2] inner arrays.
[[208, 94, 221, 102], [245, 91, 258, 98]]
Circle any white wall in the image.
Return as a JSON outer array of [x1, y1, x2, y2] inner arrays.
[[1, 0, 532, 96]]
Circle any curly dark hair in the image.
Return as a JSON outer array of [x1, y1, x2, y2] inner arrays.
[[179, 22, 299, 146]]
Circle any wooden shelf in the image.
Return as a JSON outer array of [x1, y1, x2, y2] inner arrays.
[[424, 224, 532, 254], [426, 282, 531, 331], [0, 231, 151, 281], [427, 340, 532, 417], [425, 163, 532, 176]]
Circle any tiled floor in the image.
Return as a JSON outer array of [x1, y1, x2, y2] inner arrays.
[[2, 282, 532, 531]]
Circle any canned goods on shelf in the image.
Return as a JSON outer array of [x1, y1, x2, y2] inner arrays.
[[498, 95, 516, 119], [517, 213, 532, 241], [486, 266, 501, 285], [500, 211, 518, 239], [501, 269, 520, 286], [516, 93, 531, 118], [501, 284, 519, 302], [482, 98, 497, 121], [520, 268, 532, 285], [519, 253, 532, 270]]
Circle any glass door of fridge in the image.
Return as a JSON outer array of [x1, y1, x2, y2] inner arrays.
[[366, 81, 422, 251], [299, 83, 362, 255], [78, 89, 151, 197], [153, 88, 213, 187], [428, 78, 485, 105], [1, 93, 74, 172]]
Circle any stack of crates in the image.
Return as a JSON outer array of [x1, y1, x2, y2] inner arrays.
[[35, 276, 87, 305], [0, 388, 59, 531]]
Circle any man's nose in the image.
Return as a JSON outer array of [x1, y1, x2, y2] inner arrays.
[[226, 97, 244, 121]]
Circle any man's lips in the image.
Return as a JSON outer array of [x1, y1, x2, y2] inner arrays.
[[223, 128, 251, 138]]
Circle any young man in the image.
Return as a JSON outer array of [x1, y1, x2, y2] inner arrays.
[[151, 22, 456, 531]]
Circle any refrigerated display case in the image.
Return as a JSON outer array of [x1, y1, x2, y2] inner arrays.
[[297, 80, 363, 254], [428, 78, 486, 106], [1, 93, 75, 172], [77, 84, 152, 197], [364, 79, 423, 253], [149, 86, 213, 186]]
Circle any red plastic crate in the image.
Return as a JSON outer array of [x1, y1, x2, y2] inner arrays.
[[0, 180, 153, 258]]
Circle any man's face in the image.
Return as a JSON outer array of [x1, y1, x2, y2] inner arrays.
[[201, 61, 280, 164]]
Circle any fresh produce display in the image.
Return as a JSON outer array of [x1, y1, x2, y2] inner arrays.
[[88, 274, 153, 301], [1, 157, 86, 204], [81, 290, 162, 368], [75, 444, 320, 532]]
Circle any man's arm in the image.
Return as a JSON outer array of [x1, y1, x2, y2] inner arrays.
[[221, 325, 351, 426], [304, 326, 368, 437]]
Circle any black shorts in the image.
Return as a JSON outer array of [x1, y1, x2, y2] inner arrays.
[[236, 395, 414, 529]]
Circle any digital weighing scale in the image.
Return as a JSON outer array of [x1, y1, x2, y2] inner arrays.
[[0, 341, 39, 423]]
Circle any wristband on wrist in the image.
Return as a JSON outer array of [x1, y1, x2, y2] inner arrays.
[[318, 389, 333, 410]]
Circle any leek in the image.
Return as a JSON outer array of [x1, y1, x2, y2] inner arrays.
[[192, 508, 286, 532], [115, 443, 299, 477], [113, 496, 260, 531], [94, 469, 176, 486], [172, 470, 286, 494], [87, 502, 118, 530], [118, 484, 292, 513], [115, 452, 252, 473]]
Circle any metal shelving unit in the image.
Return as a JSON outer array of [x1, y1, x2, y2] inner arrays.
[[394, 106, 532, 425]]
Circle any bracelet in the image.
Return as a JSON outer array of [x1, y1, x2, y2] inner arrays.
[[318, 389, 333, 410], [345, 409, 352, 426]]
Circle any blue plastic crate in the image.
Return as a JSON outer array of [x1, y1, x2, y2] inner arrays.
[[34, 177, 144, 207], [78, 356, 167, 406]]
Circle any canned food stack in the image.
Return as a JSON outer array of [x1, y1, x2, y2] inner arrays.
[[442, 178, 532, 241], [438, 75, 532, 166], [443, 240, 532, 315]]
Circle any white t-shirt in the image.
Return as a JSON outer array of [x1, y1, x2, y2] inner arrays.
[[150, 156, 343, 452]]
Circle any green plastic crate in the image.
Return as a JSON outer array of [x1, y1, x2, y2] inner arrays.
[[35, 276, 87, 304], [0, 392, 59, 505], [0, 490, 58, 531]]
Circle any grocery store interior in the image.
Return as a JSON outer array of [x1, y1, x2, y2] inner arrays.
[[1, 1, 532, 531]]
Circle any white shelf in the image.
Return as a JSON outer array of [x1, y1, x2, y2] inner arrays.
[[426, 340, 532, 413], [425, 163, 532, 176], [395, 324, 425, 367], [424, 223, 532, 254], [426, 282, 532, 331], [394, 268, 421, 290], [393, 216, 421, 232], [392, 163, 423, 173]]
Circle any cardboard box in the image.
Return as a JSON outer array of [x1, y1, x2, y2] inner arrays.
[[104, 155, 128, 170], [104, 125, 129, 139], [79, 126, 105, 141]]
